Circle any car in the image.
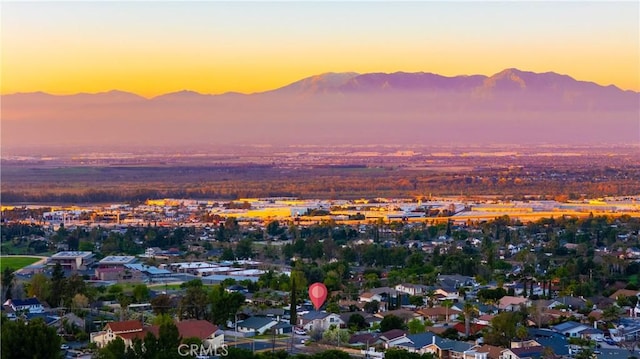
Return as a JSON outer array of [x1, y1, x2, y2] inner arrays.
[[60, 344, 70, 350]]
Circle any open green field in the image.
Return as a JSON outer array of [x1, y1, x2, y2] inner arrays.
[[1, 256, 41, 271]]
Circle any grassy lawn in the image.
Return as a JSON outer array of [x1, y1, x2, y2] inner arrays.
[[1, 256, 41, 271]]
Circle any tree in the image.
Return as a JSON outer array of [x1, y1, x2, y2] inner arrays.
[[347, 313, 368, 331], [132, 284, 150, 303], [49, 262, 65, 307], [442, 299, 453, 323], [151, 294, 172, 315], [380, 314, 406, 332], [27, 273, 51, 300], [603, 305, 622, 323], [326, 301, 340, 313], [95, 337, 126, 359], [484, 311, 525, 347], [516, 325, 529, 341], [409, 295, 425, 307], [153, 313, 175, 326], [408, 318, 426, 334], [210, 284, 245, 325], [179, 280, 209, 320], [1, 317, 62, 359], [236, 238, 254, 259], [220, 247, 235, 261], [364, 300, 380, 314], [157, 321, 182, 358], [462, 302, 478, 337], [72, 293, 89, 314], [118, 293, 132, 321], [95, 337, 128, 359], [322, 326, 350, 347], [266, 220, 281, 237], [2, 267, 15, 301]]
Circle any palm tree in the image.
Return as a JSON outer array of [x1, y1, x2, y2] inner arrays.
[[463, 302, 479, 338], [442, 299, 453, 323], [426, 289, 436, 308], [603, 305, 622, 323]]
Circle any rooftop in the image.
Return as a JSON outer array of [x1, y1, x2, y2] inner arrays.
[[51, 251, 94, 259], [99, 256, 137, 265]]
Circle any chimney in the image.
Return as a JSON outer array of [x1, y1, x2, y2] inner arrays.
[[432, 335, 436, 345]]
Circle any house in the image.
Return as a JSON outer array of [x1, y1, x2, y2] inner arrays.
[[551, 321, 590, 338], [237, 316, 278, 335], [271, 321, 292, 335], [500, 346, 545, 359], [475, 344, 504, 359], [392, 332, 441, 354], [376, 309, 422, 323], [94, 266, 143, 282], [379, 329, 408, 348], [91, 320, 148, 348], [91, 319, 223, 349], [395, 283, 429, 296], [498, 296, 530, 311], [174, 319, 224, 348], [578, 327, 604, 342], [609, 289, 640, 301], [97, 255, 137, 268], [475, 314, 495, 326], [391, 332, 477, 358], [453, 322, 486, 337], [339, 311, 374, 329], [298, 311, 344, 331], [348, 333, 380, 347], [553, 296, 587, 310], [49, 251, 95, 271], [3, 298, 45, 313], [417, 306, 461, 323], [452, 302, 498, 316], [527, 328, 570, 357]]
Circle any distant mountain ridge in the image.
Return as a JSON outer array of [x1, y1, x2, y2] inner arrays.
[[2, 68, 638, 150], [5, 68, 637, 99]]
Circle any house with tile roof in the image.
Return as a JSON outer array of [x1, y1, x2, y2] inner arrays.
[[91, 320, 147, 348], [90, 319, 222, 349], [498, 296, 531, 311], [416, 306, 462, 323]]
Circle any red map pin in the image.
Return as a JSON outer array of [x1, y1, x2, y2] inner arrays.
[[309, 282, 328, 310]]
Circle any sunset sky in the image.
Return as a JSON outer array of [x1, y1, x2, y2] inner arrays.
[[2, 1, 639, 98]]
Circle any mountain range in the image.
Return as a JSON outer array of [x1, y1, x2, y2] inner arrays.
[[2, 68, 638, 151]]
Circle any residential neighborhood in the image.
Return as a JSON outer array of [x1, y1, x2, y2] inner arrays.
[[2, 198, 640, 359]]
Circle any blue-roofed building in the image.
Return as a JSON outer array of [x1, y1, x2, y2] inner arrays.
[[391, 332, 476, 357], [24, 312, 60, 326], [237, 316, 278, 335], [271, 321, 292, 335], [3, 297, 45, 313], [527, 328, 570, 356], [124, 263, 172, 277], [552, 321, 590, 338]]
